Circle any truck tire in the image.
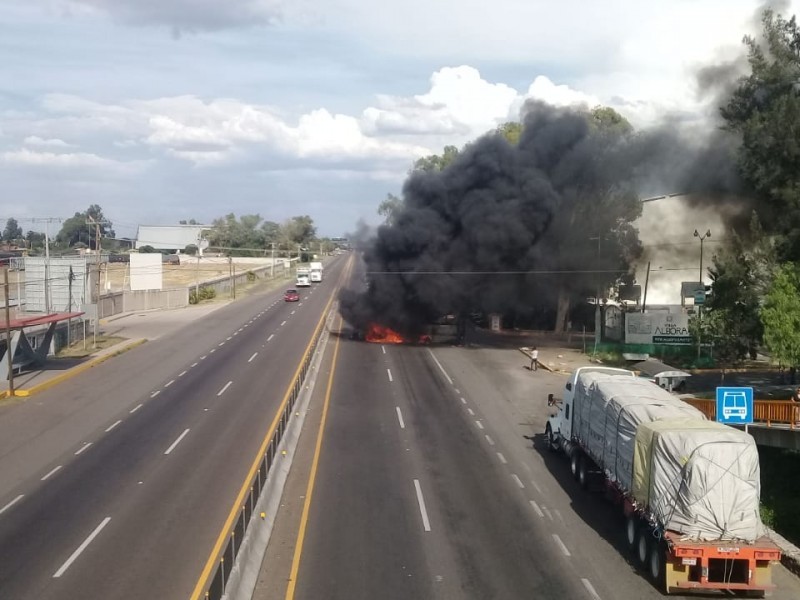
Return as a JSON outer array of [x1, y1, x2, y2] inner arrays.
[[637, 525, 651, 566], [570, 449, 581, 480], [625, 515, 638, 552], [648, 539, 665, 589], [578, 455, 591, 490]]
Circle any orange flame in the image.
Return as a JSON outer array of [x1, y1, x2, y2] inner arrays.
[[365, 324, 405, 344]]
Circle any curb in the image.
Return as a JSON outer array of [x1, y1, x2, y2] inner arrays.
[[0, 338, 148, 399]]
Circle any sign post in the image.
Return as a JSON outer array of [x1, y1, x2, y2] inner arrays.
[[715, 387, 754, 433]]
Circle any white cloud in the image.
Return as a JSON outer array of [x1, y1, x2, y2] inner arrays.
[[23, 135, 75, 149], [0, 148, 147, 174]]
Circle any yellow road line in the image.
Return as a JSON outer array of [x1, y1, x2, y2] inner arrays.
[[190, 255, 353, 600], [285, 312, 343, 600]]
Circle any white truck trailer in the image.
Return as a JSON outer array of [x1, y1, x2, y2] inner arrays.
[[309, 261, 323, 283], [544, 367, 780, 595], [296, 267, 311, 287]]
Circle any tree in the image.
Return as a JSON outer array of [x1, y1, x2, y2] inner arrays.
[[412, 145, 460, 173], [721, 9, 800, 260], [696, 214, 776, 373], [184, 244, 198, 256], [762, 263, 800, 380], [497, 122, 523, 145], [25, 230, 46, 251], [377, 193, 403, 226], [3, 218, 22, 242], [282, 215, 316, 246], [138, 245, 156, 253], [56, 205, 114, 249]]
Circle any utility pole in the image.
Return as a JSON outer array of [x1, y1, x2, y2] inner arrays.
[[87, 216, 111, 349], [271, 243, 275, 279], [30, 217, 62, 314], [4, 268, 14, 395], [228, 256, 234, 299], [693, 229, 711, 359]]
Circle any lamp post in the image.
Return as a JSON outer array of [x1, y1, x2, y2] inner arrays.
[[693, 229, 711, 359]]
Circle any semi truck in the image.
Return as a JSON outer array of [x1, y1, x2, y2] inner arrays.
[[309, 261, 323, 283], [544, 367, 781, 596]]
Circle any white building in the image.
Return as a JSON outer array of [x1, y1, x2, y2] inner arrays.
[[135, 225, 210, 253]]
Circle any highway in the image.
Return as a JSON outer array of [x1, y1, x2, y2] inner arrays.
[[256, 261, 800, 599], [0, 254, 350, 599]]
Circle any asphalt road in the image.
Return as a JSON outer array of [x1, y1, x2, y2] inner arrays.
[[256, 265, 800, 599], [0, 255, 350, 599]]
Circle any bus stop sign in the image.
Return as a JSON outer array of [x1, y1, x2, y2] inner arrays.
[[715, 387, 754, 425]]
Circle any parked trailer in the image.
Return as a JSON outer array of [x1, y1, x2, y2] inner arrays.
[[545, 367, 781, 596]]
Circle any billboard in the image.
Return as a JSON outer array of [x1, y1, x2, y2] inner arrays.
[[625, 312, 691, 345], [130, 253, 163, 291], [23, 257, 89, 313]]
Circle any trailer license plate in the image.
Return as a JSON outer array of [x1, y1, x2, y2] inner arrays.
[[681, 558, 697, 566]]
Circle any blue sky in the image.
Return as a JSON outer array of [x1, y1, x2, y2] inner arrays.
[[0, 0, 785, 239]]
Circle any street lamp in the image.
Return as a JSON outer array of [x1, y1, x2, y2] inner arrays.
[[693, 229, 711, 285]]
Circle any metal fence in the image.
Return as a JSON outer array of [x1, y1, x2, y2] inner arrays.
[[684, 398, 800, 429], [199, 308, 327, 600]]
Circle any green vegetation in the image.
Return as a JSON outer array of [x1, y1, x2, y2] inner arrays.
[[758, 446, 800, 546], [189, 287, 217, 304], [56, 336, 127, 358]]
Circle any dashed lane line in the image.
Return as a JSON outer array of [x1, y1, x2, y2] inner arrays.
[[581, 579, 602, 600], [75, 443, 92, 455], [179, 370, 187, 377], [396, 406, 405, 429], [413, 479, 432, 532], [248, 352, 258, 363], [41, 465, 62, 481], [105, 420, 122, 433], [53, 517, 111, 578], [267, 334, 275, 342], [552, 534, 571, 557], [217, 381, 233, 397], [130, 403, 143, 414], [485, 434, 495, 446], [387, 369, 393, 382], [426, 349, 453, 385], [497, 452, 507, 464], [164, 429, 190, 455], [467, 408, 475, 416], [530, 500, 544, 518], [164, 380, 175, 388], [475, 421, 484, 430], [511, 474, 525, 488], [150, 391, 161, 398], [0, 495, 24, 516]]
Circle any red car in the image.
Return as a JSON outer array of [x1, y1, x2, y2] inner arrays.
[[284, 289, 300, 302]]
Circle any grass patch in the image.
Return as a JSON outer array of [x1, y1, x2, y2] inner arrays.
[[56, 336, 127, 358], [758, 446, 800, 546]]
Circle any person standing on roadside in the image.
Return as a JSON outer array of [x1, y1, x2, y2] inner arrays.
[[792, 388, 800, 425], [530, 346, 539, 372]]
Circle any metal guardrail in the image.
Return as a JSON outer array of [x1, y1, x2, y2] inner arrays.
[[684, 398, 800, 429], [200, 313, 328, 600]]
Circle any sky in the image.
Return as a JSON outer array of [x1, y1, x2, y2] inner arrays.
[[0, 0, 792, 239]]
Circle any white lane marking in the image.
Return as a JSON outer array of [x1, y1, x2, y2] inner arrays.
[[460, 397, 467, 404], [413, 479, 431, 532], [233, 332, 239, 336], [381, 345, 386, 354], [543, 507, 554, 521], [426, 349, 453, 385], [299, 302, 303, 306], [475, 421, 484, 430], [552, 534, 571, 557], [164, 429, 190, 455], [41, 465, 62, 481], [218, 342, 224, 347], [75, 443, 92, 455], [387, 369, 393, 382], [497, 452, 507, 464], [248, 352, 258, 363], [105, 420, 122, 433], [191, 362, 198, 368], [396, 407, 405, 429], [200, 355, 207, 360], [280, 320, 287, 327], [150, 391, 161, 398], [454, 388, 460, 394], [291, 310, 296, 315], [210, 348, 216, 353], [511, 474, 525, 488], [53, 517, 112, 578], [164, 380, 175, 388], [485, 434, 495, 446], [467, 408, 475, 416], [130, 404, 143, 414], [226, 336, 232, 341], [530, 500, 544, 518], [0, 494, 24, 515], [217, 381, 233, 396], [531, 480, 543, 495], [267, 334, 275, 342], [582, 579, 602, 600], [179, 370, 187, 377]]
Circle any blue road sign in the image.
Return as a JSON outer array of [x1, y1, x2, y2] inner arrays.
[[715, 387, 754, 425]]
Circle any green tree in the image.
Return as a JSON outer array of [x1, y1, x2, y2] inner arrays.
[[377, 193, 403, 226], [25, 230, 46, 251], [762, 263, 800, 379], [412, 145, 460, 173], [282, 215, 316, 245], [56, 205, 114, 249], [3, 218, 22, 242], [496, 122, 523, 145], [183, 244, 198, 256], [138, 245, 156, 253], [721, 9, 800, 260]]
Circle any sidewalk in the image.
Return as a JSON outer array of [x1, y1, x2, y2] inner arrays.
[[0, 302, 228, 400]]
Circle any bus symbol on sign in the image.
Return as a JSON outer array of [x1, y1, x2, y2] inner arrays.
[[715, 387, 754, 425]]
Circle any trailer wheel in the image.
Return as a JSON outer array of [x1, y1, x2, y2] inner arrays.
[[637, 525, 651, 566], [624, 515, 638, 552], [570, 449, 581, 480], [648, 539, 665, 589], [578, 455, 592, 490]]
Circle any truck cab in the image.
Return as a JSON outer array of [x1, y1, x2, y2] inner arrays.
[[546, 366, 635, 451]]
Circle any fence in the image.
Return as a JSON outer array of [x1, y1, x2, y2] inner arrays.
[[198, 304, 328, 600], [683, 398, 800, 429]]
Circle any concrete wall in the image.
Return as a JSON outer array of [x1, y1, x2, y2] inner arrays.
[[97, 289, 189, 318]]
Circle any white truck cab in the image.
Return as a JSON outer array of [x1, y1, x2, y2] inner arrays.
[[546, 366, 635, 451]]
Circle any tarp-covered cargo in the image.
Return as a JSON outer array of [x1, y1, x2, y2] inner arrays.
[[573, 376, 705, 492], [633, 419, 764, 542]]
